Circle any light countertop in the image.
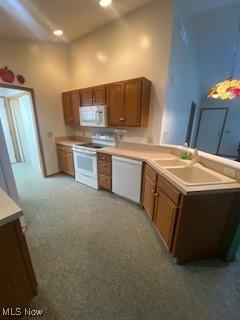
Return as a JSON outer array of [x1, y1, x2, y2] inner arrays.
[[0, 188, 23, 227], [56, 138, 240, 195]]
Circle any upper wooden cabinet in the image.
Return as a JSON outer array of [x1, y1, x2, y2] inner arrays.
[[107, 82, 124, 126], [81, 85, 107, 106], [93, 85, 106, 105], [62, 90, 81, 124], [62, 77, 151, 127], [107, 77, 151, 127]]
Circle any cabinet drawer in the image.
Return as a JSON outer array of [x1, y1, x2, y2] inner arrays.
[[98, 153, 112, 163], [144, 163, 158, 182], [99, 174, 112, 191], [99, 161, 112, 176], [57, 144, 73, 153], [157, 175, 181, 205]]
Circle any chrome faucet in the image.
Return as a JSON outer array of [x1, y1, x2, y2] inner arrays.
[[186, 148, 199, 167]]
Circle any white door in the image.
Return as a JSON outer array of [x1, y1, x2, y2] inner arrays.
[[0, 98, 16, 163], [195, 108, 227, 154]]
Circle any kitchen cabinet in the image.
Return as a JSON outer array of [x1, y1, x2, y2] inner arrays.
[[98, 153, 112, 191], [107, 82, 124, 126], [141, 164, 158, 219], [0, 219, 37, 308], [81, 85, 106, 106], [57, 145, 74, 176], [92, 85, 106, 105], [141, 162, 240, 262], [154, 190, 178, 251], [62, 90, 81, 124], [108, 77, 151, 127], [62, 77, 151, 127]]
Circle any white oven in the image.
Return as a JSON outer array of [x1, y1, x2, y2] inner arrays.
[[73, 148, 98, 189], [72, 132, 116, 190], [80, 106, 108, 127]]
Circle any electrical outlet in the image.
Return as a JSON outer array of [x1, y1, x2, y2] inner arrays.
[[223, 167, 236, 179], [147, 136, 153, 144], [47, 131, 53, 138]]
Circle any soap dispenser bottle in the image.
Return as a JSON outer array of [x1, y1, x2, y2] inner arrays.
[[181, 142, 189, 160]]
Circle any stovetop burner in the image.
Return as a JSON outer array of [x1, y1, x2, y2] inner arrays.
[[80, 143, 106, 149]]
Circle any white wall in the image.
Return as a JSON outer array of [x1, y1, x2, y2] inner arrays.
[[194, 2, 240, 157], [69, 0, 173, 144], [0, 39, 74, 175], [162, 0, 201, 146]]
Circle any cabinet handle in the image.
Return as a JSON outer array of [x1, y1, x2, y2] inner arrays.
[[152, 189, 155, 194], [69, 117, 73, 121], [119, 117, 125, 121], [154, 193, 159, 197]]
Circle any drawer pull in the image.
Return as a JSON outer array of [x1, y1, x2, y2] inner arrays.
[[119, 117, 125, 121]]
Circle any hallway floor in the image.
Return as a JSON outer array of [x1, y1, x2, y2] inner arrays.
[[13, 164, 240, 320]]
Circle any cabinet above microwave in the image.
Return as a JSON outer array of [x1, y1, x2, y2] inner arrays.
[[62, 77, 151, 128]]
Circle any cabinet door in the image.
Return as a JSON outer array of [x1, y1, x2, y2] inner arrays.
[[142, 173, 156, 219], [81, 88, 93, 106], [154, 191, 178, 251], [62, 92, 74, 124], [70, 91, 81, 124], [92, 85, 106, 105], [123, 79, 141, 126], [58, 150, 67, 173], [66, 152, 74, 176], [108, 82, 124, 126]]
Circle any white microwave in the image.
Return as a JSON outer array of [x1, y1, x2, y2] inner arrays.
[[80, 106, 108, 127]]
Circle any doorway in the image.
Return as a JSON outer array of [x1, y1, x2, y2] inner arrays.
[[195, 108, 228, 154], [0, 84, 46, 179]]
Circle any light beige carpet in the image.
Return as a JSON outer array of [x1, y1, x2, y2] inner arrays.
[[13, 164, 240, 320]]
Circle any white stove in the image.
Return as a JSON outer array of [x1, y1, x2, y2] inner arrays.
[[72, 132, 116, 189]]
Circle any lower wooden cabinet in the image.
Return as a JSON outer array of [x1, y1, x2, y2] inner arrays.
[[98, 153, 112, 191], [141, 164, 157, 219], [0, 219, 37, 308], [57, 145, 74, 176], [141, 162, 240, 262], [154, 191, 178, 251]]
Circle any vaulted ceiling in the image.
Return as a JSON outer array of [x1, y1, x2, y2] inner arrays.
[[0, 0, 154, 43]]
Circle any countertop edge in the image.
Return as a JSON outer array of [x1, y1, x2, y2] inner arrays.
[[55, 139, 240, 195]]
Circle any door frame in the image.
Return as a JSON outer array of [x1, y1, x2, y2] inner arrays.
[[0, 83, 47, 177], [185, 101, 196, 146], [194, 107, 228, 155]]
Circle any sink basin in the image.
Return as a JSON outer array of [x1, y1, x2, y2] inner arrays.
[[154, 159, 189, 167], [166, 166, 226, 186]]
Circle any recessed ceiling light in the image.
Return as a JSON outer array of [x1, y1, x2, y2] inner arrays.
[[53, 29, 63, 36], [99, 0, 112, 7]]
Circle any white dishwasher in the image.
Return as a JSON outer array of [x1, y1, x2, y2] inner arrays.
[[112, 156, 143, 204]]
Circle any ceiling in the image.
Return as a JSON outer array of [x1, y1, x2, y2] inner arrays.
[[0, 0, 154, 43]]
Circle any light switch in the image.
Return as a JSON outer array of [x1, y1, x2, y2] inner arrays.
[[171, 76, 176, 84], [47, 131, 53, 138]]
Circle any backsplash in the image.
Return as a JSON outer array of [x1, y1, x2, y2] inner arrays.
[[73, 127, 155, 145]]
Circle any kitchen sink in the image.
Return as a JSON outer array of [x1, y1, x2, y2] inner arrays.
[[154, 158, 189, 167], [166, 165, 235, 186]]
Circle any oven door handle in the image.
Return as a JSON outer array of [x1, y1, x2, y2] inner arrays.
[[72, 148, 97, 156]]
